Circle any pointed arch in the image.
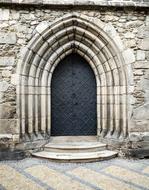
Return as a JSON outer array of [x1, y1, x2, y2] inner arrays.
[[17, 13, 134, 141]]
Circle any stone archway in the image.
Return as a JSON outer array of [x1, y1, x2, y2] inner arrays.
[[17, 13, 134, 142]]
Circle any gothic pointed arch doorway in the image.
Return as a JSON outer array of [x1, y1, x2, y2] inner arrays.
[[51, 53, 97, 136], [18, 13, 134, 144]]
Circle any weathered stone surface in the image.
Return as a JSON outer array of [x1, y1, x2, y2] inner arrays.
[[146, 16, 149, 26], [130, 120, 149, 133], [0, 92, 4, 103], [124, 32, 135, 39], [0, 81, 10, 92], [103, 23, 117, 38], [140, 70, 149, 91], [0, 32, 17, 44], [0, 57, 15, 66], [14, 24, 28, 33], [0, 149, 26, 161], [11, 10, 20, 20], [0, 22, 9, 28], [0, 103, 16, 119], [133, 104, 149, 120], [125, 21, 144, 28], [125, 39, 136, 48], [104, 15, 118, 22], [21, 13, 35, 20], [1, 0, 149, 7], [35, 21, 49, 34], [134, 61, 149, 69], [0, 4, 148, 157], [129, 132, 149, 142], [129, 132, 143, 142], [11, 74, 19, 85], [2, 70, 11, 78], [138, 38, 149, 50], [0, 119, 18, 134], [146, 51, 149, 61], [137, 26, 149, 38], [141, 78, 149, 91], [122, 49, 135, 64], [0, 9, 9, 20], [136, 50, 145, 61]]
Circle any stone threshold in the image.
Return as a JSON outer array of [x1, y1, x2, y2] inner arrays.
[[49, 136, 98, 143], [0, 0, 149, 8]]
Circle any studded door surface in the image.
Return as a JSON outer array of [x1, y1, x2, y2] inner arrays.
[[51, 53, 97, 136]]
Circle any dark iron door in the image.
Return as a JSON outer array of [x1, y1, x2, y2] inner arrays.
[[51, 53, 97, 136]]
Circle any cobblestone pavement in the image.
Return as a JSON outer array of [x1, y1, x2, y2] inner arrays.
[[0, 158, 149, 190]]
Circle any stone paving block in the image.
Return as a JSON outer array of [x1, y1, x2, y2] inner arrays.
[[0, 158, 149, 190], [104, 165, 149, 189], [26, 165, 93, 190], [68, 167, 138, 190], [0, 165, 44, 190]]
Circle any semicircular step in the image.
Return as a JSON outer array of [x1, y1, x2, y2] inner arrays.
[[32, 150, 118, 162], [44, 142, 107, 153]]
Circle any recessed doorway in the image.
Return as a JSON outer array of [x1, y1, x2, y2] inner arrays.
[[51, 53, 97, 136]]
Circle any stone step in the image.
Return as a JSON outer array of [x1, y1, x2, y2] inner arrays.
[[32, 150, 118, 162], [50, 136, 97, 142], [44, 142, 107, 153]]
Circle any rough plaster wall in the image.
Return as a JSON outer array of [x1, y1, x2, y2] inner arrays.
[[0, 6, 149, 140]]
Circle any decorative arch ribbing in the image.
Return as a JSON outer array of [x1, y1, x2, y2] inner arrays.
[[17, 13, 133, 141]]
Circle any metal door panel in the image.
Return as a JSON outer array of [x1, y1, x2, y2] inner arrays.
[[51, 53, 97, 136]]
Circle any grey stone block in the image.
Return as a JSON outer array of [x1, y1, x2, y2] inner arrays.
[[133, 104, 149, 120], [0, 57, 15, 66], [137, 26, 149, 38], [145, 90, 149, 102], [35, 21, 49, 34], [129, 132, 149, 142], [0, 119, 18, 134], [122, 49, 135, 64], [142, 132, 149, 141], [0, 32, 17, 44], [0, 81, 10, 92], [129, 132, 143, 142], [146, 16, 149, 26], [136, 50, 145, 61], [128, 147, 149, 158], [134, 61, 149, 69], [125, 21, 144, 28], [0, 9, 9, 20], [138, 38, 149, 50], [0, 103, 16, 119], [130, 120, 149, 133], [0, 150, 26, 161], [141, 78, 149, 90]]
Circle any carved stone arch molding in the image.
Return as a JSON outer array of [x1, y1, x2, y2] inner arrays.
[[17, 13, 134, 142]]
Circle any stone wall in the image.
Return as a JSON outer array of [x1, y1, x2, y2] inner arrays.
[[0, 0, 149, 7], [0, 4, 149, 155]]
